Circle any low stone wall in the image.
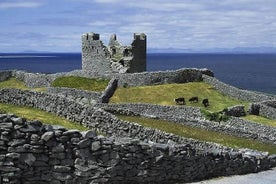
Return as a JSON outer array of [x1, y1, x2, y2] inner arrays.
[[1, 114, 275, 184], [203, 75, 275, 102], [224, 105, 246, 117], [12, 70, 62, 88], [263, 101, 276, 108], [97, 103, 204, 121], [0, 70, 12, 82], [2, 68, 213, 88], [96, 103, 276, 145], [249, 100, 276, 120], [46, 87, 102, 104], [12, 70, 84, 88], [109, 68, 214, 87]]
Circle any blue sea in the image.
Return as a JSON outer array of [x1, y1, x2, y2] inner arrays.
[[0, 52, 275, 95]]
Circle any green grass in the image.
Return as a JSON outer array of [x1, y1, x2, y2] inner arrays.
[[111, 82, 276, 126], [0, 103, 88, 131], [118, 115, 276, 154], [0, 77, 46, 92], [244, 115, 276, 127], [111, 82, 249, 112], [0, 77, 30, 90], [51, 76, 109, 91]]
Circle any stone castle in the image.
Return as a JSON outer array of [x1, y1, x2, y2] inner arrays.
[[82, 32, 146, 76]]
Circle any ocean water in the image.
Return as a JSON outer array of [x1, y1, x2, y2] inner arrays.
[[0, 53, 275, 95], [147, 53, 276, 95]]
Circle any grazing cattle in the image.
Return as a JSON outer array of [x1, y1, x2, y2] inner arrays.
[[202, 98, 209, 107], [189, 96, 199, 103], [174, 97, 185, 105]]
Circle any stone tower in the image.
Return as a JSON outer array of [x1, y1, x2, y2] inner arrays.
[[81, 33, 112, 76], [82, 32, 146, 76], [129, 33, 147, 73]]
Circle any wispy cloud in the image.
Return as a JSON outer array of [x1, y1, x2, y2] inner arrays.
[[0, 1, 43, 9]]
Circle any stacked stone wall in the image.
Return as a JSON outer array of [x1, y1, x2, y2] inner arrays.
[[1, 114, 275, 183], [110, 68, 213, 87], [249, 100, 276, 120], [203, 75, 275, 102], [1, 68, 213, 88], [9, 70, 83, 88], [12, 70, 64, 88], [96, 103, 276, 144], [0, 70, 12, 82], [46, 87, 102, 104]]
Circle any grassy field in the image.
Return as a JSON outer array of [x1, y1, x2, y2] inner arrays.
[[0, 103, 88, 131], [244, 115, 276, 127], [111, 82, 276, 126], [0, 77, 46, 92], [51, 76, 109, 91], [111, 82, 249, 112], [0, 77, 29, 90], [118, 115, 276, 154]]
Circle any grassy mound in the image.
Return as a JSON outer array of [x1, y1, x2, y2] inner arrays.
[[0, 103, 88, 131], [0, 77, 29, 90], [111, 82, 248, 112], [51, 76, 109, 92], [118, 115, 276, 154]]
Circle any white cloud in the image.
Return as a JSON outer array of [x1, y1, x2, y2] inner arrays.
[[0, 2, 43, 9], [1, 0, 276, 52], [88, 21, 118, 27]]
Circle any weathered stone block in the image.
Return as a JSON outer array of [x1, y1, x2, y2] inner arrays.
[[91, 141, 101, 151], [248, 103, 260, 115], [77, 139, 91, 149], [224, 105, 246, 117], [41, 132, 54, 142], [52, 172, 72, 181], [53, 166, 71, 173]]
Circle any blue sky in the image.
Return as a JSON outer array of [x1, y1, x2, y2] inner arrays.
[[1, 0, 276, 52]]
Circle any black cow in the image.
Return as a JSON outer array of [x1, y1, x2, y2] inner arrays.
[[174, 97, 185, 105], [202, 98, 209, 107], [189, 96, 198, 103]]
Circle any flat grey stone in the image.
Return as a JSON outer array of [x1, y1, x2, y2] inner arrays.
[[91, 141, 101, 151], [41, 131, 54, 141]]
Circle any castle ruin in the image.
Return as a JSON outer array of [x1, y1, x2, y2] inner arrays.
[[82, 32, 146, 76]]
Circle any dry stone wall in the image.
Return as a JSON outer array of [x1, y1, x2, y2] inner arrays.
[[202, 74, 276, 120], [249, 100, 276, 120], [12, 70, 83, 88], [46, 87, 102, 104], [0, 70, 12, 82], [97, 103, 276, 145], [110, 68, 213, 87], [1, 114, 275, 184], [203, 75, 276, 102], [1, 68, 213, 89]]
